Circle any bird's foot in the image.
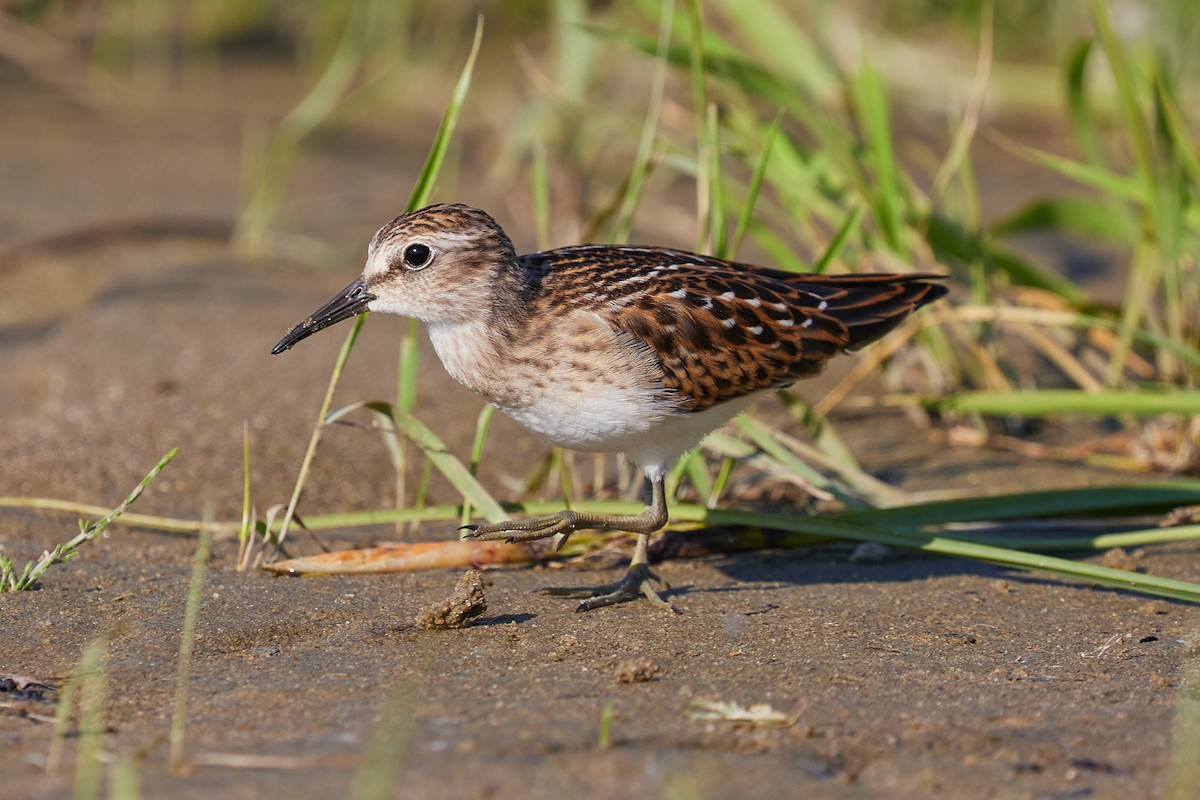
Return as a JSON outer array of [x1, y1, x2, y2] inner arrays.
[[461, 511, 581, 544], [536, 562, 678, 613]]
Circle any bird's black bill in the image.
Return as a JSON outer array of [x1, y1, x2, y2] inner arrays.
[[271, 276, 375, 354]]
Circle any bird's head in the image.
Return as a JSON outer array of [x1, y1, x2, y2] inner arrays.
[[271, 203, 517, 354]]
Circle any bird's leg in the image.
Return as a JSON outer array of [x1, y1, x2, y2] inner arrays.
[[464, 476, 676, 612]]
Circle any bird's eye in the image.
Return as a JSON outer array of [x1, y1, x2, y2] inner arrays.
[[403, 243, 432, 269]]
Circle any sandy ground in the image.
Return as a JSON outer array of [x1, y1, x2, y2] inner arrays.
[[1, 57, 1198, 800]]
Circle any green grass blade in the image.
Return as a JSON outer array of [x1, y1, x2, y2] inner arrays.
[[1090, 0, 1153, 193], [687, 508, 1200, 604], [704, 102, 727, 258], [1065, 37, 1108, 168], [1165, 652, 1200, 799], [405, 15, 484, 210], [711, 0, 840, 99], [961, 524, 1200, 553], [734, 415, 864, 509], [989, 196, 1137, 243], [729, 107, 782, 259], [926, 389, 1200, 417], [850, 62, 903, 252], [926, 214, 1090, 306], [811, 205, 865, 274], [998, 138, 1146, 204], [326, 401, 506, 524], [836, 482, 1200, 528]]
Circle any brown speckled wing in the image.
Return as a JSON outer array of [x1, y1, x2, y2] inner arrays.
[[520, 246, 946, 412]]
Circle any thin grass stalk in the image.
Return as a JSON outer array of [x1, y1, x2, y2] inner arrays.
[[349, 666, 423, 800], [683, 451, 714, 506], [233, 6, 363, 256], [170, 523, 211, 774], [709, 456, 735, 509], [1090, 0, 1163, 386], [408, 459, 434, 538], [276, 315, 366, 550], [683, 0, 712, 252], [729, 107, 783, 259], [931, 0, 993, 205], [560, 450, 577, 507], [1, 449, 179, 591], [613, 0, 673, 243], [1066, 38, 1107, 169], [1010, 324, 1103, 392], [811, 205, 865, 274], [949, 304, 1200, 369], [72, 637, 108, 800], [394, 318, 420, 522], [531, 139, 552, 250], [704, 102, 728, 258], [462, 404, 497, 527], [237, 420, 252, 570], [1164, 652, 1200, 800]]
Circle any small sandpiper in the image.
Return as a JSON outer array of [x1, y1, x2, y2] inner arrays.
[[273, 203, 947, 611]]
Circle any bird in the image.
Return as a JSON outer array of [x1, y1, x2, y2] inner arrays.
[[272, 203, 947, 611]]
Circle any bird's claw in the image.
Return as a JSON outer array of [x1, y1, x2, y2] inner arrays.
[[536, 563, 677, 613]]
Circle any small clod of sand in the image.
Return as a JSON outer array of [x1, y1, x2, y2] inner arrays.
[[416, 569, 488, 630], [614, 658, 661, 684]]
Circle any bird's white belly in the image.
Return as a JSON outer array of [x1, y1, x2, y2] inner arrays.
[[500, 388, 754, 478], [428, 316, 754, 475], [499, 382, 667, 451]]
